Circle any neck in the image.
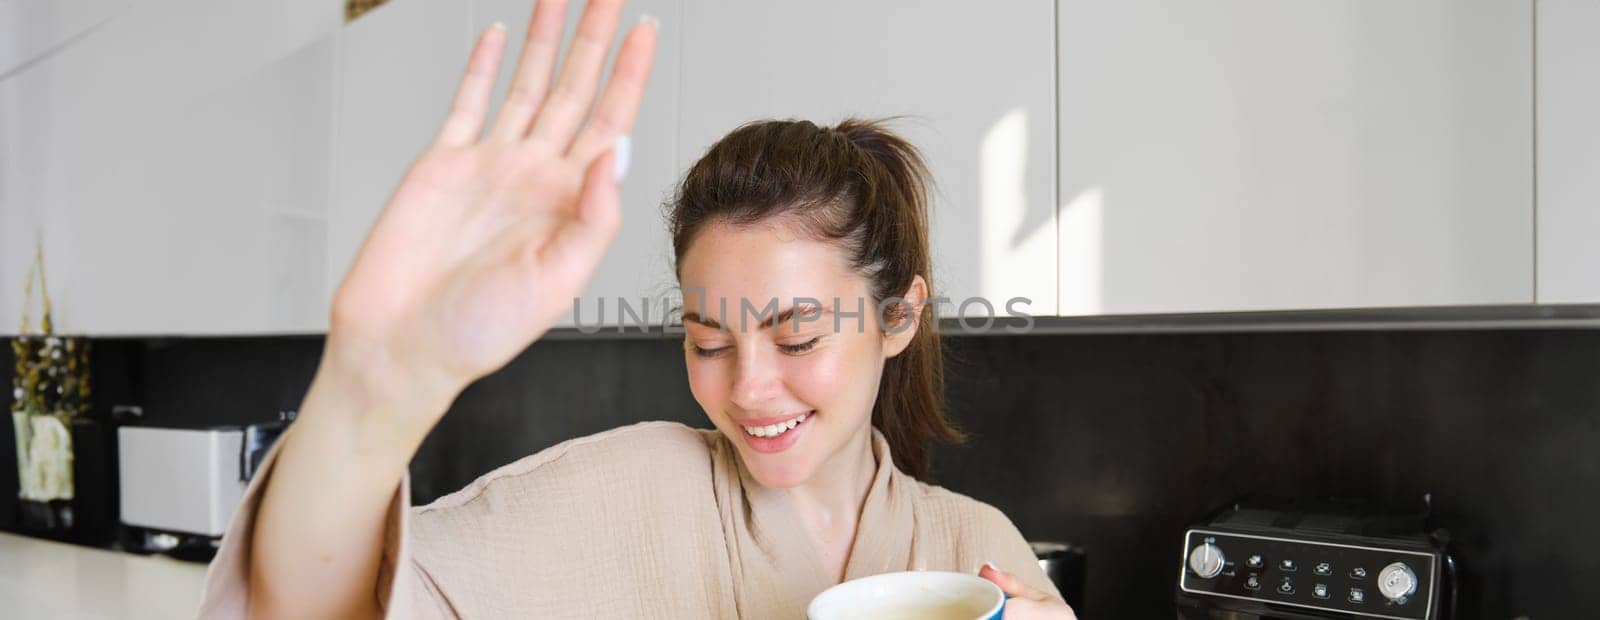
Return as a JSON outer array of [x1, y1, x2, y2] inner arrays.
[[787, 421, 878, 526]]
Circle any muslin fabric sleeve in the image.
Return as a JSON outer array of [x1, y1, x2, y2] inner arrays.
[[981, 505, 1065, 603], [194, 431, 449, 619], [909, 485, 1066, 605]]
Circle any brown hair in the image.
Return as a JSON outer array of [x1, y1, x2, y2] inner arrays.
[[668, 118, 965, 480]]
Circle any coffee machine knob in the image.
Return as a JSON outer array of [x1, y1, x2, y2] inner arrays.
[[1187, 542, 1226, 579], [1377, 562, 1417, 602]]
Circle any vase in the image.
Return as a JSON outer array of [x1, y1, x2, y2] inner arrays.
[[12, 410, 76, 536]]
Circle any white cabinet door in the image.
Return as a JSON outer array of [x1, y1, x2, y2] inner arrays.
[[74, 37, 338, 335], [468, 0, 684, 329], [0, 0, 341, 335], [328, 0, 470, 317], [0, 0, 337, 79], [678, 0, 1058, 318], [1058, 0, 1534, 315], [0, 68, 46, 333], [0, 0, 128, 78], [1536, 0, 1600, 304]]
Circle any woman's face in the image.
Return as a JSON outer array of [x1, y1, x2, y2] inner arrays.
[[677, 220, 916, 489]]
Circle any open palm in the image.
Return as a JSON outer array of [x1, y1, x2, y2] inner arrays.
[[328, 0, 655, 406]]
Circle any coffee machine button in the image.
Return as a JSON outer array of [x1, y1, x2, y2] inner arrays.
[[1188, 543, 1226, 579], [1312, 583, 1329, 599], [1277, 578, 1295, 595], [1350, 566, 1368, 579], [1377, 562, 1418, 602], [1278, 559, 1297, 572], [1244, 573, 1262, 591], [1246, 554, 1264, 568], [1348, 587, 1366, 604], [1313, 562, 1332, 576]]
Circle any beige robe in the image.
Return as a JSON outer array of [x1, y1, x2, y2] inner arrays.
[[197, 421, 1060, 618]]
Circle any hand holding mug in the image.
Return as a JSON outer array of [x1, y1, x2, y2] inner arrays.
[[979, 563, 1080, 620]]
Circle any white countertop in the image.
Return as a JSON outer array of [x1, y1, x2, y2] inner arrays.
[[0, 532, 208, 619]]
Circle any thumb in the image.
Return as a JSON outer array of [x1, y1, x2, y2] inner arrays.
[[572, 144, 624, 248], [979, 562, 1048, 602], [539, 147, 623, 285]]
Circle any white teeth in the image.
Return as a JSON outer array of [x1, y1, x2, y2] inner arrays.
[[743, 412, 809, 438]]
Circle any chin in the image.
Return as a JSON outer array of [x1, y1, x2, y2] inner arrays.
[[732, 444, 817, 489]]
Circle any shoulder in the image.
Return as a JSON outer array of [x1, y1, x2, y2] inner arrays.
[[910, 481, 1029, 545], [416, 420, 717, 515], [909, 480, 1062, 599]]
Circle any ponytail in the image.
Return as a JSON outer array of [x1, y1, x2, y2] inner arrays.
[[830, 119, 963, 479]]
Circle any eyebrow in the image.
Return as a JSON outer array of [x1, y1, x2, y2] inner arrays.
[[682, 303, 826, 331]]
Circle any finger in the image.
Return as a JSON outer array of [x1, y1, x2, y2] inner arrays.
[[526, 0, 624, 149], [534, 147, 622, 290], [436, 24, 511, 147], [487, 0, 570, 141], [979, 562, 1051, 603], [566, 16, 656, 164]]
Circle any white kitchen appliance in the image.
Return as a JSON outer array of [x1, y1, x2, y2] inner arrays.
[[116, 417, 287, 553], [117, 426, 246, 537]]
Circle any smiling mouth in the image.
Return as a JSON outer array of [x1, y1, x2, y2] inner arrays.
[[741, 411, 811, 438]]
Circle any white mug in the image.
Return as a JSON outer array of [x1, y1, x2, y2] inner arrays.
[[807, 570, 1006, 620]]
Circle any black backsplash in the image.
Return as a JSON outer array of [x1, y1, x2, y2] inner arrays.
[[3, 330, 1596, 618]]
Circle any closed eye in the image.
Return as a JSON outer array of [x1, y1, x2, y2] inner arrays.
[[691, 344, 730, 358], [779, 337, 820, 355]]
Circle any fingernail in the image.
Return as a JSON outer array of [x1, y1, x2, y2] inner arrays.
[[490, 21, 506, 31], [638, 14, 659, 30], [613, 134, 632, 183], [983, 561, 1001, 573]]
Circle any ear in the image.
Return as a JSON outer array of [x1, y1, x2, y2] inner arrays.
[[882, 274, 928, 359]]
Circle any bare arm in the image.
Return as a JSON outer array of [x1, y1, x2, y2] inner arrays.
[[245, 1, 658, 616]]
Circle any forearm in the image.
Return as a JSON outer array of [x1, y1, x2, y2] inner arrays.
[[239, 0, 653, 611], [247, 343, 456, 619]]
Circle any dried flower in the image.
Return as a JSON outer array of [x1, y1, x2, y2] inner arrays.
[[9, 240, 90, 419]]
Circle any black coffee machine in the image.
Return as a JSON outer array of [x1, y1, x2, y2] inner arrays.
[[1175, 498, 1456, 620]]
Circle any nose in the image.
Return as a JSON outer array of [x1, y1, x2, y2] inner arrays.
[[729, 343, 783, 411]]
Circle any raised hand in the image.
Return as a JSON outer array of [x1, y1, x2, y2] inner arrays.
[[328, 0, 657, 416], [245, 5, 656, 617]]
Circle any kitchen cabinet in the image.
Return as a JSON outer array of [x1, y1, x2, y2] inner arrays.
[[1536, 0, 1600, 304], [676, 0, 1059, 318], [0, 0, 337, 80], [0, 78, 33, 332], [0, 0, 342, 334], [0, 0, 128, 78], [1057, 0, 1535, 315], [8, 0, 1587, 335]]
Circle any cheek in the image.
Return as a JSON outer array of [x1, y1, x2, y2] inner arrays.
[[787, 339, 882, 411], [684, 355, 730, 410], [780, 353, 841, 404]]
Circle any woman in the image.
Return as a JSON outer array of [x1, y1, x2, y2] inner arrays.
[[199, 1, 1077, 618]]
